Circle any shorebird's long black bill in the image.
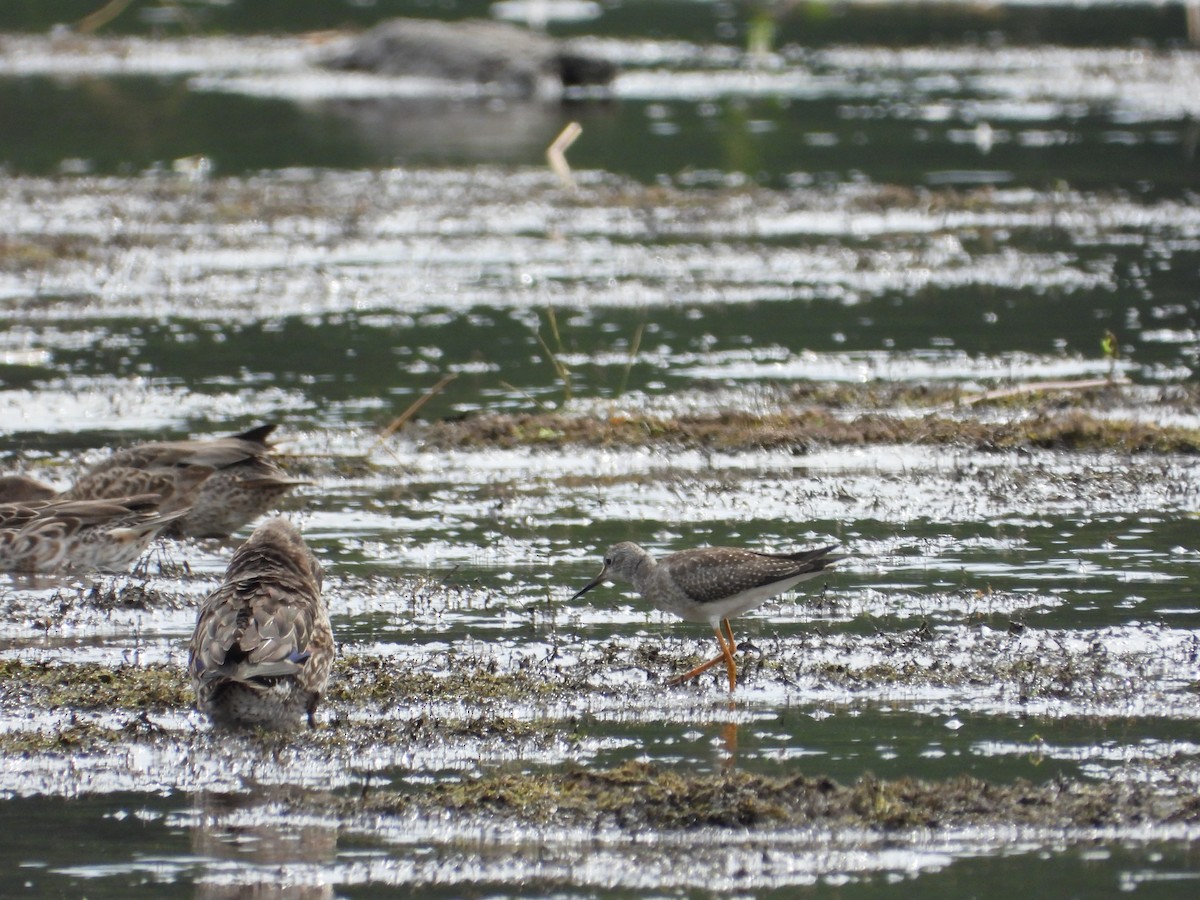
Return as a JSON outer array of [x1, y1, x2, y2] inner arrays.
[[568, 566, 609, 602]]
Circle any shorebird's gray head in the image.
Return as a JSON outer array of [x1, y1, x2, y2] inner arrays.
[[227, 516, 324, 590], [568, 541, 650, 601]]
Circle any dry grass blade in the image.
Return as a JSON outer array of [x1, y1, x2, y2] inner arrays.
[[536, 330, 573, 405], [545, 307, 561, 346], [77, 0, 134, 33], [547, 121, 583, 190], [617, 319, 646, 398], [500, 380, 551, 413], [537, 308, 573, 403], [372, 373, 458, 450]]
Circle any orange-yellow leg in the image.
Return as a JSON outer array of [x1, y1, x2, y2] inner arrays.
[[673, 619, 737, 678], [667, 618, 740, 691]]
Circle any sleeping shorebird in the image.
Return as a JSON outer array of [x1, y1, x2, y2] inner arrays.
[[0, 495, 189, 573], [188, 518, 332, 729], [570, 541, 840, 692], [0, 424, 308, 538]]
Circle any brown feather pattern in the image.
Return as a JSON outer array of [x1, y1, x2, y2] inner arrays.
[[657, 546, 838, 606], [1, 424, 308, 538], [188, 518, 332, 729], [0, 495, 187, 573]]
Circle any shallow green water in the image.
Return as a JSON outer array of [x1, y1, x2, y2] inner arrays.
[[2, 1, 1200, 896]]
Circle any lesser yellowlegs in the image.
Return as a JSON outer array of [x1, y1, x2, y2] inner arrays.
[[570, 541, 840, 691]]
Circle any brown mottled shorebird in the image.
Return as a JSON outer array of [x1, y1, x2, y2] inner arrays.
[[0, 476, 59, 503], [570, 541, 840, 691], [0, 424, 308, 538], [188, 518, 332, 729], [0, 495, 189, 573]]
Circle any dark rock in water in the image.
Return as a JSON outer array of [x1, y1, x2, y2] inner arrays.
[[554, 49, 617, 89], [319, 18, 616, 98]]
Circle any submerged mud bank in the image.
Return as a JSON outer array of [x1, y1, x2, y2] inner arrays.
[[1, 418, 1197, 893], [2, 604, 1197, 753], [332, 759, 1200, 832]]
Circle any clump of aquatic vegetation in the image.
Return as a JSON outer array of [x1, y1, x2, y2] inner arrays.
[[415, 406, 1200, 455], [329, 759, 1200, 831], [0, 659, 191, 711]]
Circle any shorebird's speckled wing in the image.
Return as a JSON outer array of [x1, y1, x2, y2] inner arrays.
[[2, 426, 308, 539], [86, 424, 280, 474], [663, 546, 839, 606], [188, 518, 332, 728], [70, 425, 308, 538], [0, 476, 58, 504], [61, 464, 214, 513], [0, 495, 187, 573], [0, 499, 48, 531], [194, 583, 311, 675]]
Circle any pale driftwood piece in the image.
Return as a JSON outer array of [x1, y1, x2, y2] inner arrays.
[[548, 121, 583, 190], [958, 376, 1129, 407]]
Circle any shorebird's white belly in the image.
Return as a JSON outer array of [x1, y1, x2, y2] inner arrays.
[[662, 569, 824, 625]]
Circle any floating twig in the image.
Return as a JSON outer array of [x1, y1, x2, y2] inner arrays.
[[957, 376, 1129, 407], [500, 380, 551, 414]]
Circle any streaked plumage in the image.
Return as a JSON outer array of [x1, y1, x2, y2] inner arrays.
[[60, 463, 212, 517], [188, 518, 332, 729], [0, 476, 58, 504], [570, 541, 840, 691], [0, 495, 188, 573], [0, 424, 308, 538]]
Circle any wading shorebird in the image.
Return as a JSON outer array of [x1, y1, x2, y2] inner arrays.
[[0, 495, 189, 573], [570, 541, 840, 692], [0, 424, 308, 538], [188, 518, 332, 730]]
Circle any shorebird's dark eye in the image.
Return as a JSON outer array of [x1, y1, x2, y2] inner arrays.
[[604, 557, 612, 565]]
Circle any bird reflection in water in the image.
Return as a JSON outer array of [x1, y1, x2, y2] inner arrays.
[[191, 791, 337, 900]]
